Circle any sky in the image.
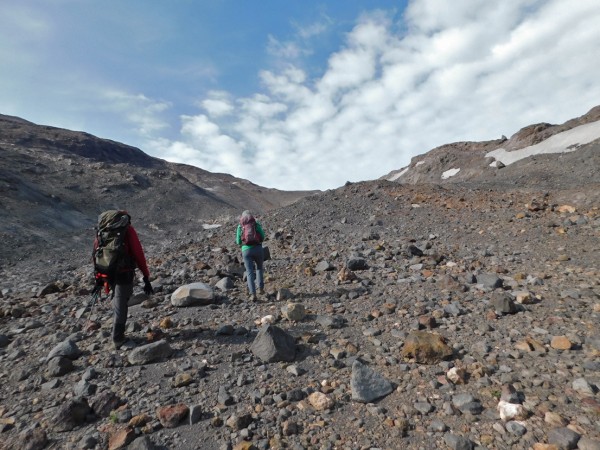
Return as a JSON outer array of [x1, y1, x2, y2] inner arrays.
[[1, 1, 599, 191]]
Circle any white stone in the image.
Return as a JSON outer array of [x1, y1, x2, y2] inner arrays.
[[497, 400, 526, 421]]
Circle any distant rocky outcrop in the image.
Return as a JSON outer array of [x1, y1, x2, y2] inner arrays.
[[383, 105, 600, 204]]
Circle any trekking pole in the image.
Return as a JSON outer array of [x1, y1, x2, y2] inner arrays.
[[86, 290, 100, 323], [76, 290, 100, 326]]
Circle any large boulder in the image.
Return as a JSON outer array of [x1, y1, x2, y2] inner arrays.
[[170, 282, 215, 307], [250, 325, 296, 363]]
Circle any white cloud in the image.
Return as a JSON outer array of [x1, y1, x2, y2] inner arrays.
[[3, 1, 599, 191], [267, 35, 307, 60], [101, 90, 171, 137], [201, 91, 234, 118], [149, 0, 600, 190]]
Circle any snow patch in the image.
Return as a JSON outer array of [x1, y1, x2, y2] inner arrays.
[[486, 120, 600, 166], [388, 167, 409, 181], [202, 224, 221, 230], [415, 161, 425, 166], [441, 168, 460, 179]]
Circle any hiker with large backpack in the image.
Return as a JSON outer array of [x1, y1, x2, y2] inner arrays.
[[92, 210, 154, 349], [236, 210, 266, 301]]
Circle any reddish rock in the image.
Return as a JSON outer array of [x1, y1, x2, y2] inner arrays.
[[108, 426, 136, 450], [156, 403, 189, 428]]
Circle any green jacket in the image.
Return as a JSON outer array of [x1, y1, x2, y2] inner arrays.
[[236, 221, 265, 252]]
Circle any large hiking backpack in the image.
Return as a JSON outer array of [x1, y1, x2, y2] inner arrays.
[[94, 210, 132, 284], [240, 214, 261, 245]]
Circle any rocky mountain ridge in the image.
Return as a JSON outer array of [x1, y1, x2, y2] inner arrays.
[[383, 106, 600, 202], [0, 113, 314, 276]]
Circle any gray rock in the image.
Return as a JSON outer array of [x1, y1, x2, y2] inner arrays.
[[452, 393, 483, 415], [128, 436, 156, 450], [89, 391, 122, 418], [218, 386, 234, 405], [577, 437, 600, 450], [286, 365, 304, 376], [73, 379, 97, 397], [189, 405, 203, 425], [444, 302, 463, 317], [547, 427, 580, 449], [315, 260, 334, 272], [41, 379, 61, 390], [37, 282, 61, 297], [316, 315, 346, 329], [505, 421, 527, 436], [0, 334, 9, 347], [407, 245, 424, 256], [350, 360, 393, 403], [500, 384, 521, 404], [51, 397, 91, 432], [276, 288, 293, 301], [476, 273, 503, 289], [128, 339, 173, 365], [583, 360, 600, 371], [215, 277, 234, 291], [430, 419, 447, 432], [281, 303, 306, 321], [346, 257, 368, 270], [77, 434, 98, 449], [472, 340, 491, 355], [444, 433, 474, 450], [46, 339, 81, 361], [171, 282, 215, 307], [7, 426, 48, 450], [491, 293, 517, 314], [128, 292, 148, 306], [458, 401, 484, 415], [82, 367, 98, 381], [215, 324, 235, 336], [414, 401, 434, 415], [250, 324, 296, 363], [572, 377, 596, 396], [46, 356, 74, 377]]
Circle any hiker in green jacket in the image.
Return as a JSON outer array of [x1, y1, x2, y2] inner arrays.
[[236, 210, 265, 301]]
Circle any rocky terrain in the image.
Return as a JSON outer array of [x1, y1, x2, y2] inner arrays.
[[0, 111, 599, 450]]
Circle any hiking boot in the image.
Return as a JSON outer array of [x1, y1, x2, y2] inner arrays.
[[250, 294, 258, 302], [258, 288, 265, 295], [112, 323, 126, 349], [112, 337, 126, 350]]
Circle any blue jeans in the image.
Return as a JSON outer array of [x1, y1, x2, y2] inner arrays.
[[242, 245, 264, 295]]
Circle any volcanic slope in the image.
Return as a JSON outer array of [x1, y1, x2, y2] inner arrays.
[[0, 177, 598, 449], [0, 113, 314, 276]]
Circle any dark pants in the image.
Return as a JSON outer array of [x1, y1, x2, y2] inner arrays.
[[242, 245, 264, 295], [112, 282, 133, 340]]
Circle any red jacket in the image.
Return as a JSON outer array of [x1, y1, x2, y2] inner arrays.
[[93, 225, 150, 279], [123, 225, 150, 279]]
